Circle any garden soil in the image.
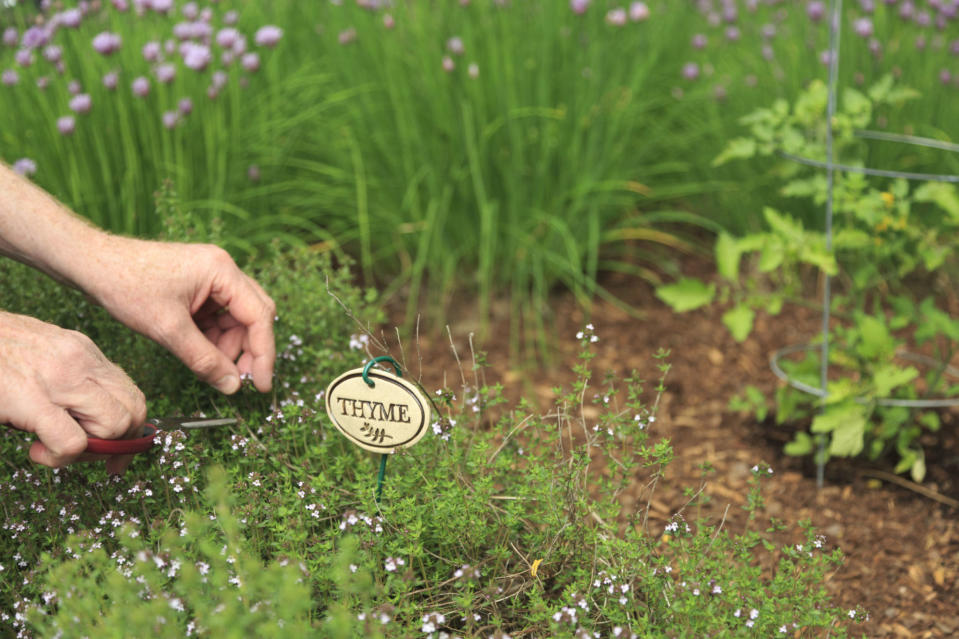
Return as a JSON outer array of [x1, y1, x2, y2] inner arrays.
[[384, 255, 959, 638]]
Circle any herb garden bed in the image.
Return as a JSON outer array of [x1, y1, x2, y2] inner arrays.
[[398, 253, 959, 639]]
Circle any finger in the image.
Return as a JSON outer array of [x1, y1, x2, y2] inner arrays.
[[28, 404, 88, 468], [210, 273, 275, 392], [215, 325, 246, 363], [166, 314, 242, 394], [51, 379, 137, 440]]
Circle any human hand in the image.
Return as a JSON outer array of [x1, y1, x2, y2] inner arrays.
[[0, 311, 146, 473], [82, 238, 276, 394]]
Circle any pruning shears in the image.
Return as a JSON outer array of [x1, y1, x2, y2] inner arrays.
[[85, 416, 237, 455]]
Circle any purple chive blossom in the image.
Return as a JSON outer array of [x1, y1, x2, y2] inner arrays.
[[155, 63, 176, 84], [22, 26, 50, 50], [151, 0, 174, 14], [869, 38, 882, 57], [57, 115, 76, 135], [43, 45, 62, 63], [940, 69, 952, 84], [103, 71, 119, 90], [3, 28, 17, 48], [854, 17, 874, 37], [162, 110, 179, 129], [36, 76, 49, 90], [254, 25, 283, 47], [629, 1, 649, 21], [442, 56, 454, 72], [181, 1, 198, 19], [232, 36, 247, 55], [223, 10, 239, 25], [723, 5, 738, 22], [682, 62, 700, 80], [69, 93, 92, 114], [15, 49, 33, 67], [338, 28, 357, 45], [92, 32, 122, 56], [447, 36, 464, 55], [726, 25, 741, 41], [247, 165, 260, 181], [859, 0, 875, 11], [212, 70, 228, 90], [221, 51, 235, 66], [570, 0, 590, 14], [173, 22, 194, 40], [178, 97, 193, 115], [807, 1, 825, 21], [200, 7, 213, 22], [216, 28, 240, 49], [192, 21, 213, 41], [606, 8, 628, 25], [820, 50, 835, 66], [383, 13, 395, 28], [67, 80, 82, 95], [12, 158, 37, 177], [899, 1, 915, 19], [132, 76, 150, 97], [761, 23, 777, 39], [241, 52, 260, 72], [916, 35, 927, 50], [468, 62, 479, 78], [60, 8, 83, 28], [142, 41, 161, 62], [691, 33, 707, 49], [182, 43, 212, 70], [112, 0, 129, 10]]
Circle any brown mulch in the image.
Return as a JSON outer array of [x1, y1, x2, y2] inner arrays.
[[381, 255, 959, 638]]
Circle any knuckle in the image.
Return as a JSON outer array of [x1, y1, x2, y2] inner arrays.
[[186, 349, 220, 377]]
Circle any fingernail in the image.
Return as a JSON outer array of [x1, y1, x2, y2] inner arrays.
[[215, 374, 240, 394]]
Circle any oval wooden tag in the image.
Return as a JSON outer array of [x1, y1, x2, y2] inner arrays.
[[325, 369, 430, 453]]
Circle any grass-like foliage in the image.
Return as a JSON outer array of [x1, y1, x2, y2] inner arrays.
[[0, 206, 864, 637]]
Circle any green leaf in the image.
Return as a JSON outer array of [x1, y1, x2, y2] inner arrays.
[[798, 244, 838, 275], [715, 233, 741, 281], [713, 137, 757, 167], [828, 414, 867, 457], [872, 365, 918, 397], [867, 74, 894, 103], [913, 182, 959, 222], [811, 402, 866, 434], [757, 236, 785, 272], [919, 412, 941, 433], [655, 278, 716, 312], [856, 314, 896, 359], [763, 207, 804, 241], [722, 305, 755, 342], [784, 431, 814, 456]]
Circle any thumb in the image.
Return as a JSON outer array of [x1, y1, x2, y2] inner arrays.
[[167, 324, 241, 394]]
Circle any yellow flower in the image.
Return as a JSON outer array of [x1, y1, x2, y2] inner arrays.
[[530, 558, 543, 578], [880, 192, 895, 207]]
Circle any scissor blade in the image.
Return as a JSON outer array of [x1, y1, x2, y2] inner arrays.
[[152, 417, 238, 430]]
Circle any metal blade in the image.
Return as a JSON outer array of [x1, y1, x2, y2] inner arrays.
[[151, 417, 238, 430]]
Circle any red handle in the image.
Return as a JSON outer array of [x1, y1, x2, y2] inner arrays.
[[85, 424, 158, 455]]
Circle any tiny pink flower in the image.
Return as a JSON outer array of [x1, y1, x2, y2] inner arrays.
[[12, 158, 36, 176], [221, 51, 235, 66], [570, 0, 589, 14], [22, 26, 50, 49], [338, 28, 357, 45], [383, 13, 395, 28], [3, 28, 18, 48], [92, 32, 122, 56], [69, 93, 92, 114], [173, 22, 194, 40], [1, 69, 17, 86], [200, 7, 213, 22], [854, 17, 873, 38], [468, 62, 479, 78], [447, 36, 464, 55], [43, 45, 62, 63], [36, 76, 49, 90], [181, 1, 198, 19], [223, 10, 239, 25], [57, 115, 76, 136], [111, 0, 129, 10], [151, 0, 173, 14], [682, 62, 699, 80], [247, 164, 260, 181], [15, 49, 33, 67], [103, 71, 119, 90], [142, 41, 161, 62], [442, 55, 454, 72], [216, 28, 240, 49], [606, 8, 627, 25], [232, 36, 247, 55], [207, 85, 219, 100], [254, 25, 283, 47], [178, 97, 193, 115], [807, 1, 825, 21], [162, 110, 179, 129], [726, 26, 741, 41], [132, 76, 150, 97], [212, 70, 228, 90], [691, 33, 707, 49], [68, 80, 82, 95], [182, 43, 212, 70], [155, 63, 176, 84], [60, 9, 83, 28], [629, 1, 649, 21], [241, 52, 260, 72]]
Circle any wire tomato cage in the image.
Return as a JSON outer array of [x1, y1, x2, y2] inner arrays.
[[771, 0, 959, 487]]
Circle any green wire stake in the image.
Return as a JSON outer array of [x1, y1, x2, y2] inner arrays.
[[362, 356, 403, 504]]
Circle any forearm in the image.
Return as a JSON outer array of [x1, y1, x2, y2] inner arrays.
[[0, 163, 111, 291]]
